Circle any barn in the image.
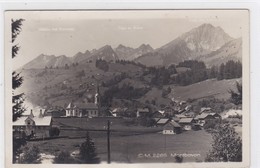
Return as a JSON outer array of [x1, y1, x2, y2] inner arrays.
[[178, 118, 195, 131], [13, 110, 52, 138], [163, 121, 182, 134]]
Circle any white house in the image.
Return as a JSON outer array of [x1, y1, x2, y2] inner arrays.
[[66, 102, 99, 117]]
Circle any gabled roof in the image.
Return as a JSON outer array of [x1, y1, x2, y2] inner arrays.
[[13, 116, 52, 126], [175, 114, 187, 119], [33, 116, 52, 126], [196, 113, 217, 120], [209, 113, 220, 117], [156, 118, 169, 125], [164, 121, 181, 129], [74, 102, 98, 109], [13, 116, 28, 126], [200, 107, 212, 113], [111, 107, 128, 113], [179, 118, 194, 124], [67, 103, 74, 108], [170, 121, 181, 127], [196, 113, 210, 119]]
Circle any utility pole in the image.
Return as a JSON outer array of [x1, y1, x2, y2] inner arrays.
[[107, 120, 111, 164]]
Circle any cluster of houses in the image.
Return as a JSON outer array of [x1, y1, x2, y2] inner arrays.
[[157, 107, 221, 134], [109, 105, 221, 135]]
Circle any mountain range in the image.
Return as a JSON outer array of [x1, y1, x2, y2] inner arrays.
[[22, 23, 242, 69]]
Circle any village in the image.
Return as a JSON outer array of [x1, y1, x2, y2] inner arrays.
[[13, 96, 224, 139]]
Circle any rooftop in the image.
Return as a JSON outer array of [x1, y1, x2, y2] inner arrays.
[[179, 118, 194, 124], [156, 118, 169, 125], [13, 115, 52, 126]]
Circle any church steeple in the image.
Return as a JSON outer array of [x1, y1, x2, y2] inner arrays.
[[94, 84, 100, 105]]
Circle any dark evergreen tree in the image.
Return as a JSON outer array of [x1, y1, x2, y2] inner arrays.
[[12, 19, 25, 122], [229, 82, 242, 105], [217, 63, 225, 80], [79, 132, 100, 164], [12, 18, 27, 164]]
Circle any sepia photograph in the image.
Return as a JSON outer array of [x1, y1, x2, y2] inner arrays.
[[4, 10, 250, 167]]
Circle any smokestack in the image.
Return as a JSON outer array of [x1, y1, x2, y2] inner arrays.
[[29, 109, 34, 118], [39, 109, 43, 118]]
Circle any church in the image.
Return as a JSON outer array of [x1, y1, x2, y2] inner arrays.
[[65, 88, 100, 117]]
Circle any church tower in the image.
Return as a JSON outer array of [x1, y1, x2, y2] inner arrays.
[[94, 83, 100, 106]]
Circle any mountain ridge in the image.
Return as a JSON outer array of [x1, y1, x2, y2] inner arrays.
[[21, 23, 241, 69]]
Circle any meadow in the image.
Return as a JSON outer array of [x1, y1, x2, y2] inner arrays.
[[28, 127, 212, 163]]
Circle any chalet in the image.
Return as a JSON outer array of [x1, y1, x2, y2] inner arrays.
[[178, 118, 195, 131], [195, 113, 215, 126], [13, 110, 52, 138], [66, 102, 98, 117], [163, 121, 182, 134], [209, 113, 222, 120], [136, 108, 149, 117], [195, 113, 221, 126]]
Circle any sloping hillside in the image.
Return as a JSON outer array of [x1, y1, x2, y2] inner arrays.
[[169, 78, 242, 101], [198, 38, 242, 67]]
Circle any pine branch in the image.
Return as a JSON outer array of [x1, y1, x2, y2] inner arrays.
[[12, 71, 23, 90], [12, 44, 20, 58], [11, 19, 24, 43]]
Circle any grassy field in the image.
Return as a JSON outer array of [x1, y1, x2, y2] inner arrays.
[[169, 78, 242, 101], [28, 129, 212, 163]]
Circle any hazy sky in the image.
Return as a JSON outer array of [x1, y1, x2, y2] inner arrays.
[[5, 10, 248, 69]]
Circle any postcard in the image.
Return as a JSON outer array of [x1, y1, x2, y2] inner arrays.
[[4, 10, 250, 168]]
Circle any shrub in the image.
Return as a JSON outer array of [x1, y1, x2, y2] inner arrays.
[[205, 124, 242, 162], [204, 119, 220, 130], [20, 145, 41, 164], [79, 132, 100, 164], [175, 155, 183, 163], [49, 127, 60, 137], [53, 151, 74, 164]]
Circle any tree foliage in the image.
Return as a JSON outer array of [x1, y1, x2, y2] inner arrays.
[[205, 124, 242, 162], [229, 82, 242, 105], [53, 151, 74, 164], [96, 59, 109, 71], [79, 132, 100, 164], [13, 137, 26, 163], [12, 19, 25, 43], [217, 61, 242, 80], [101, 84, 149, 107], [12, 19, 25, 122], [49, 127, 60, 137], [20, 145, 41, 164]]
